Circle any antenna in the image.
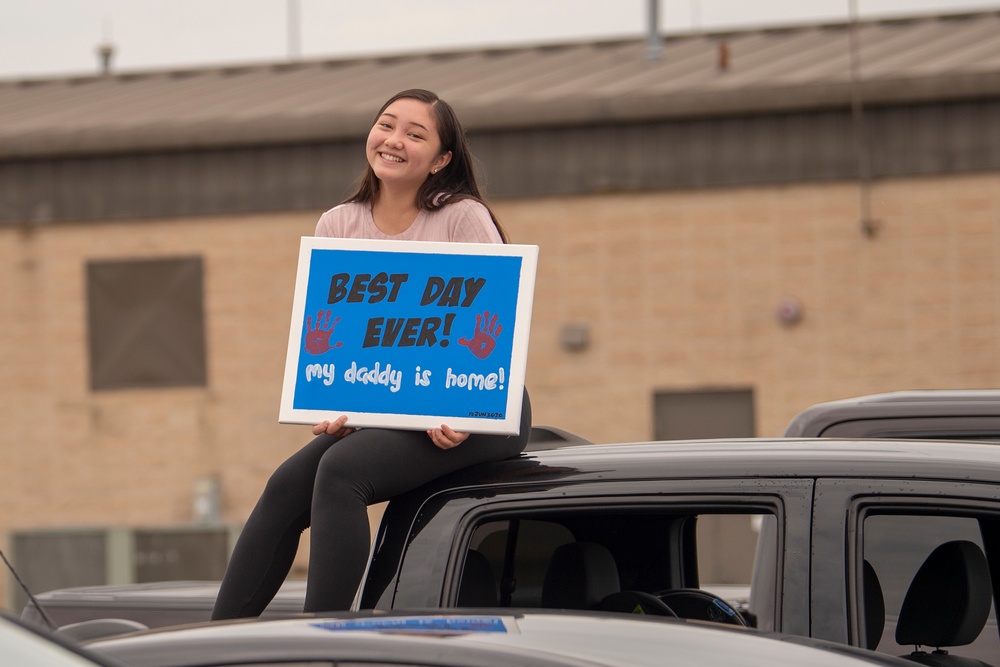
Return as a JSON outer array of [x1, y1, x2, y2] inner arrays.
[[0, 547, 57, 631]]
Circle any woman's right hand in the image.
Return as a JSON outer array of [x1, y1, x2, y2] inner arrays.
[[313, 415, 354, 438]]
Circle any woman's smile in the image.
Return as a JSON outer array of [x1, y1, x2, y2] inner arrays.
[[377, 151, 405, 164]]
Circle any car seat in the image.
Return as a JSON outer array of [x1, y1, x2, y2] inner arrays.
[[863, 559, 886, 650], [541, 542, 674, 616], [895, 540, 993, 666]]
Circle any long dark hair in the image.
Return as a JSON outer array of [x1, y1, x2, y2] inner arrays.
[[345, 89, 508, 243]]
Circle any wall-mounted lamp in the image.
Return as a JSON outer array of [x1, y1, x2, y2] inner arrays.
[[560, 323, 590, 352], [193, 475, 222, 525], [776, 296, 804, 326]]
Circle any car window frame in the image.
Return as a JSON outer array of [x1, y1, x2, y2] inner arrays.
[[813, 478, 1000, 654], [388, 479, 814, 631]]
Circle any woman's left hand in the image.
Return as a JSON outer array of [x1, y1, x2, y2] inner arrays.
[[427, 424, 469, 450]]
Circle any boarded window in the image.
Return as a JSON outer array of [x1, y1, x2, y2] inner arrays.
[[87, 257, 207, 390], [654, 388, 755, 440]]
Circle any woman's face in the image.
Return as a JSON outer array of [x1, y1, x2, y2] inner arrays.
[[366, 97, 452, 190]]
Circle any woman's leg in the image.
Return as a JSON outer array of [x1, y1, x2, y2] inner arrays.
[[304, 389, 532, 612], [211, 432, 344, 620]]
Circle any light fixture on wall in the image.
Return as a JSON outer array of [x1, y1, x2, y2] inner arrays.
[[193, 476, 222, 525], [560, 323, 590, 352], [776, 296, 804, 326]]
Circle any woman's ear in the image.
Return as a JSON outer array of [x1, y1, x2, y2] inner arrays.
[[432, 151, 453, 174]]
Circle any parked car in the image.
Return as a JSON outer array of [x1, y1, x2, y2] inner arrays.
[[784, 389, 1000, 440], [0, 612, 122, 667], [86, 609, 912, 667], [24, 437, 1000, 665], [22, 390, 1000, 665]]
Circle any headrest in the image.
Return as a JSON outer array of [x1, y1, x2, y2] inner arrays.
[[541, 542, 620, 610], [863, 559, 885, 650], [895, 540, 993, 648], [457, 549, 498, 607]]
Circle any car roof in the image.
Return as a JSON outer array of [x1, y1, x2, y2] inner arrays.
[[88, 610, 909, 667], [438, 437, 1000, 491], [784, 390, 1000, 438]]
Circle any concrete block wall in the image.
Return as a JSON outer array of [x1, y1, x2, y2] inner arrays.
[[2, 172, 998, 607]]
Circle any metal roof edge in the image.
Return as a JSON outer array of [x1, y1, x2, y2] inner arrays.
[[4, 70, 998, 159]]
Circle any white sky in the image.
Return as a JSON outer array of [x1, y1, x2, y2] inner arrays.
[[1, 0, 998, 80]]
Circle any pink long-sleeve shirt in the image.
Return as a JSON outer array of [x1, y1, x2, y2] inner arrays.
[[314, 199, 502, 244]]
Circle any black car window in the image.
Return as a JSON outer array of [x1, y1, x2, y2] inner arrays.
[[457, 508, 776, 629], [470, 519, 574, 607], [862, 512, 1000, 663]]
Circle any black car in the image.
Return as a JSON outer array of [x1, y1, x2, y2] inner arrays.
[[28, 437, 1000, 667]]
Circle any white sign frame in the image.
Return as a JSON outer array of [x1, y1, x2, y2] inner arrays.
[[279, 237, 537, 435]]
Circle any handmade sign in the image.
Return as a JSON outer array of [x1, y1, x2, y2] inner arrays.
[[279, 237, 537, 435]]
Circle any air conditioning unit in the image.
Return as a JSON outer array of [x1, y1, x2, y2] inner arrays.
[[5, 525, 239, 612]]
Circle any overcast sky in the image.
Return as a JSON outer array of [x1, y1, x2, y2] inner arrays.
[[2, 0, 998, 80]]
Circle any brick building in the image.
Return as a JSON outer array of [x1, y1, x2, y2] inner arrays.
[[2, 11, 999, 607]]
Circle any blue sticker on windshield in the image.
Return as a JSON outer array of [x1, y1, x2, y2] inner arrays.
[[312, 616, 508, 633], [712, 599, 736, 616]]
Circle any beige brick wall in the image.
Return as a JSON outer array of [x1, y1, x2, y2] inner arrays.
[[501, 174, 1000, 440], [2, 172, 998, 607]]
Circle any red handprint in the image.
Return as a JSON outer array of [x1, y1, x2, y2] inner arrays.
[[458, 310, 502, 360], [304, 310, 343, 354]]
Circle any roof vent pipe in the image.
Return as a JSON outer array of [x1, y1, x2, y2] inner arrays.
[[645, 0, 663, 61], [96, 42, 115, 75], [96, 18, 114, 76]]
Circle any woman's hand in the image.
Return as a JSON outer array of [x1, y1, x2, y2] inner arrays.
[[427, 424, 469, 450], [313, 415, 354, 438]]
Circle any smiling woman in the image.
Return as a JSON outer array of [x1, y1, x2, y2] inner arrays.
[[319, 89, 509, 244], [365, 98, 453, 233], [210, 88, 532, 620]]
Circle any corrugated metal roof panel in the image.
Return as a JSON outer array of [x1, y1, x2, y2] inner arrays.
[[1, 10, 999, 158]]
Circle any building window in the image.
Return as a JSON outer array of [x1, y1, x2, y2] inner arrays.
[[86, 256, 207, 390]]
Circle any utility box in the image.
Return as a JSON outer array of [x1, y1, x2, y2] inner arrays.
[[6, 525, 237, 613]]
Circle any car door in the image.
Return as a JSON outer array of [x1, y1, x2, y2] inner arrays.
[[812, 478, 1000, 664]]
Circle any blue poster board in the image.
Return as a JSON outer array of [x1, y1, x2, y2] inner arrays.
[[280, 237, 537, 435]]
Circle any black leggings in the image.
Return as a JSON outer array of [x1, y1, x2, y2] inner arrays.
[[211, 390, 530, 618]]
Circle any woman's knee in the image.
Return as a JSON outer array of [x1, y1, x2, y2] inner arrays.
[[314, 438, 376, 502], [260, 462, 307, 502]]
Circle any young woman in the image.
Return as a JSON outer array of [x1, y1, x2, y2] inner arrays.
[[211, 89, 532, 618]]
